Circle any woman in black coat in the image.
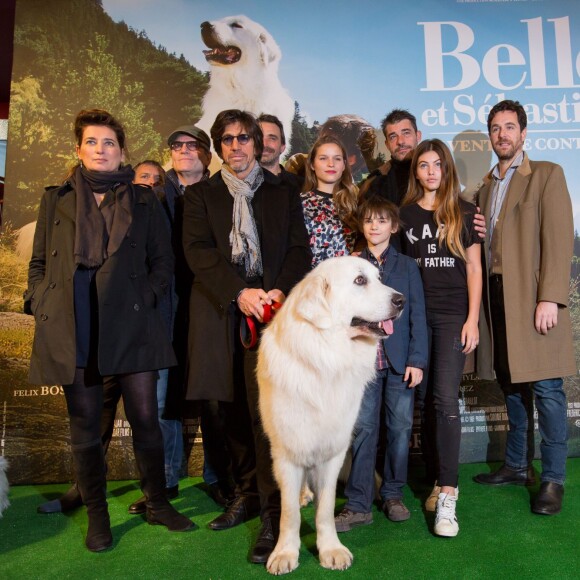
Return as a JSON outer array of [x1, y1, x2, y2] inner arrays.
[[24, 109, 193, 552]]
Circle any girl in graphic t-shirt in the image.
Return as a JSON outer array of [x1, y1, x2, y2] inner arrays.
[[399, 139, 482, 538], [300, 135, 359, 267]]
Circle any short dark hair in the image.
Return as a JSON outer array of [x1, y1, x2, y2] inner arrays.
[[380, 109, 418, 136], [357, 196, 400, 232], [487, 100, 527, 133], [210, 109, 264, 161], [133, 159, 166, 186], [74, 109, 127, 151], [258, 113, 286, 145]]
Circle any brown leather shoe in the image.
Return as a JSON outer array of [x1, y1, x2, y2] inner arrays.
[[208, 495, 260, 531], [532, 482, 564, 515], [383, 499, 410, 522], [473, 464, 535, 486]]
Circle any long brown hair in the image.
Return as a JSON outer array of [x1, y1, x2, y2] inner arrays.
[[303, 135, 359, 228], [402, 139, 467, 261]]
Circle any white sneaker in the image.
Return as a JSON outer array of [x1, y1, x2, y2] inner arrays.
[[434, 492, 459, 537]]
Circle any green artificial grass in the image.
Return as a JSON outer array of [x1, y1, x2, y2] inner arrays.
[[1, 459, 579, 579]]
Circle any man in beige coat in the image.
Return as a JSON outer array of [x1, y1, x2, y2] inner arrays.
[[474, 100, 576, 515]]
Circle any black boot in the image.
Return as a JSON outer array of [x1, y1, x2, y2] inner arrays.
[[532, 482, 564, 515], [251, 516, 279, 564], [133, 444, 195, 532], [37, 482, 84, 514], [128, 485, 179, 515], [208, 494, 260, 530], [72, 441, 112, 552]]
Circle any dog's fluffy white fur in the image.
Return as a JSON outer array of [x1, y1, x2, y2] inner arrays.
[[198, 15, 294, 151], [15, 221, 36, 264], [0, 457, 10, 517], [258, 256, 404, 575]]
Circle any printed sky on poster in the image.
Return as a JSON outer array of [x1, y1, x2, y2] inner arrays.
[[102, 0, 580, 222]]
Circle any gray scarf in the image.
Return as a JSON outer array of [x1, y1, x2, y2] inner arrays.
[[221, 161, 264, 278]]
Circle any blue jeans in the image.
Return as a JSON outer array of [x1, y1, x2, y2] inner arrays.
[[156, 368, 183, 488], [489, 275, 568, 484], [344, 368, 415, 513], [503, 378, 568, 484]]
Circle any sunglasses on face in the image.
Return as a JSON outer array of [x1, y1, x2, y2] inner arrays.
[[170, 140, 202, 151], [220, 134, 252, 147]]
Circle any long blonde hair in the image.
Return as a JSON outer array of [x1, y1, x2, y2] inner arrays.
[[303, 135, 359, 228], [402, 139, 467, 261]]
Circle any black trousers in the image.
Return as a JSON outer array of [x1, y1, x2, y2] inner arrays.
[[218, 340, 280, 521], [489, 274, 535, 465], [415, 311, 466, 488]]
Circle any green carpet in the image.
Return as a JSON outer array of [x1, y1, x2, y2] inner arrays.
[[1, 460, 579, 579]]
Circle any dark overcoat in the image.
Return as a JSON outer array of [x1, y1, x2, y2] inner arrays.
[[475, 155, 576, 383], [182, 171, 311, 402], [24, 182, 176, 385]]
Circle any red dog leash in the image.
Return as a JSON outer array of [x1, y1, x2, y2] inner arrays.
[[240, 301, 282, 349]]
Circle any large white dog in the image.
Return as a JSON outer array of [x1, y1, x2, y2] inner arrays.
[[198, 15, 294, 149], [258, 256, 404, 575]]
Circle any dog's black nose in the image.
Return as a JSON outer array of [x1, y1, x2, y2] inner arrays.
[[392, 293, 405, 311], [200, 21, 216, 46]]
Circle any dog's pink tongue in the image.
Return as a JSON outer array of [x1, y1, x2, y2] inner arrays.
[[381, 319, 394, 335]]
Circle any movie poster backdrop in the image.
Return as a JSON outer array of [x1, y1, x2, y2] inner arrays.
[[1, 0, 579, 483]]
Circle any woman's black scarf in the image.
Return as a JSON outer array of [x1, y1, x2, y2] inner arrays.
[[70, 165, 135, 268]]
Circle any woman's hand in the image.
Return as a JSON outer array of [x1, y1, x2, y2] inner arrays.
[[461, 318, 479, 353], [474, 206, 487, 239]]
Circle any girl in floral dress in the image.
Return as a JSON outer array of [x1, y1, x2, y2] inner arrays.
[[300, 135, 359, 266]]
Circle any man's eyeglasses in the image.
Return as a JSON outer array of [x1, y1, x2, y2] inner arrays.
[[220, 134, 252, 146], [170, 140, 201, 152]]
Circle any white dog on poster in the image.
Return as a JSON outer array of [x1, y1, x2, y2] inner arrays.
[[198, 15, 294, 150], [258, 257, 404, 575]]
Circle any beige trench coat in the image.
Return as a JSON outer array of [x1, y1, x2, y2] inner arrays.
[[476, 154, 577, 383]]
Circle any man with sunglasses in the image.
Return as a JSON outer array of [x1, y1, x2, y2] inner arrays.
[[182, 110, 311, 565], [127, 126, 214, 515], [167, 126, 237, 508], [166, 125, 212, 205]]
